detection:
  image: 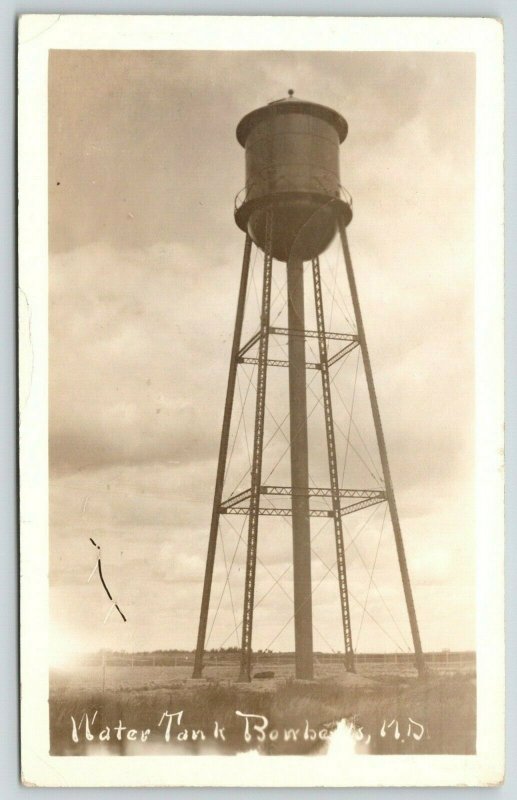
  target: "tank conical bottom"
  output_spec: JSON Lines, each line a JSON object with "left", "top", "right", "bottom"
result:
{"left": 235, "top": 194, "right": 352, "bottom": 262}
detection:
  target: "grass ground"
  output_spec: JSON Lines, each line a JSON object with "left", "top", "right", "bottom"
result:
{"left": 49, "top": 663, "right": 476, "bottom": 756}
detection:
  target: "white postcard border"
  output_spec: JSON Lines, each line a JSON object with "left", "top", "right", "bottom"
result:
{"left": 18, "top": 14, "right": 504, "bottom": 787}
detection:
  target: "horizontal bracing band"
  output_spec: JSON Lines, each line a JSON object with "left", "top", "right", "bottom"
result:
{"left": 270, "top": 327, "right": 357, "bottom": 343}
{"left": 222, "top": 487, "right": 253, "bottom": 508}
{"left": 238, "top": 356, "right": 321, "bottom": 369}
{"left": 237, "top": 330, "right": 261, "bottom": 359}
{"left": 220, "top": 486, "right": 385, "bottom": 509}
{"left": 237, "top": 341, "right": 359, "bottom": 370}
{"left": 237, "top": 328, "right": 359, "bottom": 361}
{"left": 219, "top": 496, "right": 386, "bottom": 518}
{"left": 261, "top": 485, "right": 386, "bottom": 500}
{"left": 327, "top": 340, "right": 360, "bottom": 366}
{"left": 221, "top": 506, "right": 333, "bottom": 518}
{"left": 339, "top": 496, "right": 387, "bottom": 515}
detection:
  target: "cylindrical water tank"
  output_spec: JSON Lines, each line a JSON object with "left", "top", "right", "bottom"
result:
{"left": 235, "top": 95, "right": 352, "bottom": 262}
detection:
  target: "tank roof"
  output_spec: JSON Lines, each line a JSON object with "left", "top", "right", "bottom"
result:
{"left": 236, "top": 95, "right": 348, "bottom": 146}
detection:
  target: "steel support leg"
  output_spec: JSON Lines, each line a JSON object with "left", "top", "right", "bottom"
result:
{"left": 287, "top": 256, "right": 314, "bottom": 680}
{"left": 238, "top": 209, "right": 274, "bottom": 682}
{"left": 192, "top": 234, "right": 253, "bottom": 678}
{"left": 312, "top": 256, "right": 355, "bottom": 672}
{"left": 337, "top": 213, "right": 426, "bottom": 678}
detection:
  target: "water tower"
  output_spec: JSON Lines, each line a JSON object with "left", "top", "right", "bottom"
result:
{"left": 192, "top": 92, "right": 425, "bottom": 681}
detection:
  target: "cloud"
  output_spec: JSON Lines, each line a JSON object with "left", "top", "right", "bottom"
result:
{"left": 49, "top": 240, "right": 239, "bottom": 473}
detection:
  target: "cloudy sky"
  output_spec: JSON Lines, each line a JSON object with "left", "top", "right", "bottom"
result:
{"left": 49, "top": 50, "right": 475, "bottom": 661}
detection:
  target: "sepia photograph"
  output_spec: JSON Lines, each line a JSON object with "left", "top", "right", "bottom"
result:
{"left": 18, "top": 15, "right": 504, "bottom": 787}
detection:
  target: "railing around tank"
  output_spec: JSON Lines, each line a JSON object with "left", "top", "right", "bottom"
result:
{"left": 234, "top": 180, "right": 353, "bottom": 214}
